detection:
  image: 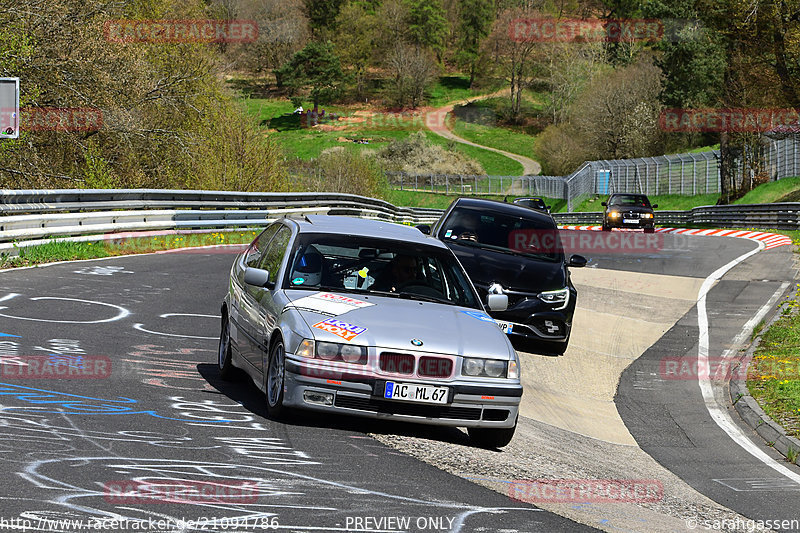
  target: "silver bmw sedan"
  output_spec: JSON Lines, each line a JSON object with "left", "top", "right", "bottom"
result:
{"left": 218, "top": 215, "right": 522, "bottom": 448}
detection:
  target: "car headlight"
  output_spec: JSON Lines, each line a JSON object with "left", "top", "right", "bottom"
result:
{"left": 314, "top": 341, "right": 367, "bottom": 364}
{"left": 641, "top": 213, "right": 653, "bottom": 219}
{"left": 538, "top": 287, "right": 569, "bottom": 310}
{"left": 462, "top": 357, "right": 508, "bottom": 378}
{"left": 507, "top": 357, "right": 520, "bottom": 380}
{"left": 608, "top": 211, "right": 621, "bottom": 218}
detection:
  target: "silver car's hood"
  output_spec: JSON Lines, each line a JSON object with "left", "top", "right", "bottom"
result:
{"left": 284, "top": 290, "right": 513, "bottom": 360}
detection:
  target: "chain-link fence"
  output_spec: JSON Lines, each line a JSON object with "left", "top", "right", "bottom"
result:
{"left": 388, "top": 135, "right": 800, "bottom": 211}
{"left": 385, "top": 172, "right": 567, "bottom": 198}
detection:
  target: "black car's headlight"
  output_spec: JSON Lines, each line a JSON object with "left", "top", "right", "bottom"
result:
{"left": 462, "top": 357, "right": 509, "bottom": 378}
{"left": 297, "top": 339, "right": 367, "bottom": 364}
{"left": 641, "top": 213, "right": 653, "bottom": 219}
{"left": 538, "top": 287, "right": 569, "bottom": 310}
{"left": 608, "top": 211, "right": 621, "bottom": 218}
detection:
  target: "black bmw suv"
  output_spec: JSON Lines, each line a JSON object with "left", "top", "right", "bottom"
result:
{"left": 601, "top": 193, "right": 657, "bottom": 233}
{"left": 420, "top": 198, "right": 586, "bottom": 356}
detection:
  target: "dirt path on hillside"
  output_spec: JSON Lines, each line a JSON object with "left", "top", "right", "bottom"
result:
{"left": 426, "top": 89, "right": 542, "bottom": 176}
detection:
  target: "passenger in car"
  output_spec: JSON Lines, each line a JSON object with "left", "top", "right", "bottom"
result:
{"left": 371, "top": 254, "right": 419, "bottom": 292}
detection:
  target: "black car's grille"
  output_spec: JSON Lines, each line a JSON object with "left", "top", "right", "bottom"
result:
{"left": 379, "top": 353, "right": 415, "bottom": 375}
{"left": 334, "top": 396, "right": 482, "bottom": 421}
{"left": 417, "top": 356, "right": 453, "bottom": 378}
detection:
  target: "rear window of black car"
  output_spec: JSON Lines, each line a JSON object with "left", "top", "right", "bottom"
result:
{"left": 439, "top": 206, "right": 563, "bottom": 262}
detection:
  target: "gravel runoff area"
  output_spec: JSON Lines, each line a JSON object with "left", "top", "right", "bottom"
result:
{"left": 371, "top": 418, "right": 772, "bottom": 532}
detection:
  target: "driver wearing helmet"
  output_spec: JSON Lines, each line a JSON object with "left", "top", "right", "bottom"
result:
{"left": 290, "top": 245, "right": 324, "bottom": 286}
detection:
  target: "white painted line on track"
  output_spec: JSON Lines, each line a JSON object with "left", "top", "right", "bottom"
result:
{"left": 696, "top": 240, "right": 800, "bottom": 485}
{"left": 133, "top": 323, "right": 218, "bottom": 340}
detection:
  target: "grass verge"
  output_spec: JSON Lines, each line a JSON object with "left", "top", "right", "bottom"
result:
{"left": 748, "top": 286, "right": 800, "bottom": 439}
{"left": 0, "top": 231, "right": 258, "bottom": 269}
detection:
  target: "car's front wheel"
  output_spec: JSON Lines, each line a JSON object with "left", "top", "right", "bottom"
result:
{"left": 265, "top": 338, "right": 287, "bottom": 419}
{"left": 218, "top": 313, "right": 235, "bottom": 380}
{"left": 601, "top": 221, "right": 611, "bottom": 232}
{"left": 644, "top": 227, "right": 655, "bottom": 234}
{"left": 468, "top": 418, "right": 517, "bottom": 449}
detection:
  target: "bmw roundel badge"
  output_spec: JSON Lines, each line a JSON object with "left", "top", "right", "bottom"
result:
{"left": 410, "top": 339, "right": 423, "bottom": 347}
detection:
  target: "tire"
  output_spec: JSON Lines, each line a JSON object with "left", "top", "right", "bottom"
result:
{"left": 218, "top": 314, "right": 235, "bottom": 380}
{"left": 264, "top": 338, "right": 287, "bottom": 419}
{"left": 644, "top": 227, "right": 655, "bottom": 234}
{"left": 468, "top": 418, "right": 518, "bottom": 449}
{"left": 601, "top": 221, "right": 611, "bottom": 232}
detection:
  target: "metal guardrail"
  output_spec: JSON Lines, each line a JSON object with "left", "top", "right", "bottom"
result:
{"left": 0, "top": 189, "right": 445, "bottom": 251}
{"left": 1, "top": 189, "right": 797, "bottom": 253}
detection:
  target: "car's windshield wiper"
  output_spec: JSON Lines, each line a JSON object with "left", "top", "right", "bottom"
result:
{"left": 364, "top": 289, "right": 400, "bottom": 298}
{"left": 398, "top": 292, "right": 453, "bottom": 305}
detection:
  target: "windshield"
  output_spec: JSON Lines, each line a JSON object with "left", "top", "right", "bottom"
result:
{"left": 609, "top": 195, "right": 652, "bottom": 207}
{"left": 439, "top": 206, "right": 564, "bottom": 262}
{"left": 283, "top": 233, "right": 481, "bottom": 309}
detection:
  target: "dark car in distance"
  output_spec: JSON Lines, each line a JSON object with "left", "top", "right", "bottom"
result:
{"left": 419, "top": 198, "right": 586, "bottom": 356}
{"left": 601, "top": 193, "right": 657, "bottom": 233}
{"left": 512, "top": 197, "right": 550, "bottom": 213}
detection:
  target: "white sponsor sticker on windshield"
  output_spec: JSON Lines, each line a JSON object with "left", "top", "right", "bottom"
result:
{"left": 288, "top": 292, "right": 375, "bottom": 316}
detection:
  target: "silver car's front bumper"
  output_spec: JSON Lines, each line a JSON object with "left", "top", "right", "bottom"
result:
{"left": 283, "top": 357, "right": 521, "bottom": 429}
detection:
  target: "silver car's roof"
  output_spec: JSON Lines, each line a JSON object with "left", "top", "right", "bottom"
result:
{"left": 286, "top": 215, "right": 447, "bottom": 248}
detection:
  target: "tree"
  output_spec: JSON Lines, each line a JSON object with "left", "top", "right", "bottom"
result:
{"left": 455, "top": 0, "right": 495, "bottom": 87}
{"left": 275, "top": 41, "right": 347, "bottom": 114}
{"left": 641, "top": 0, "right": 725, "bottom": 108}
{"left": 334, "top": 1, "right": 380, "bottom": 98}
{"left": 545, "top": 42, "right": 605, "bottom": 124}
{"left": 387, "top": 44, "right": 439, "bottom": 108}
{"left": 568, "top": 57, "right": 664, "bottom": 160}
{"left": 304, "top": 0, "right": 347, "bottom": 36}
{"left": 405, "top": 0, "right": 449, "bottom": 60}
{"left": 480, "top": 7, "right": 544, "bottom": 122}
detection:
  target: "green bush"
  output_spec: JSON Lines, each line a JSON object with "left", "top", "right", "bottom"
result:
{"left": 297, "top": 148, "right": 389, "bottom": 199}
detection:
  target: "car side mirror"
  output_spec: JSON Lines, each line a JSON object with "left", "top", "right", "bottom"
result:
{"left": 487, "top": 294, "right": 508, "bottom": 312}
{"left": 244, "top": 267, "right": 273, "bottom": 288}
{"left": 652, "top": 204, "right": 658, "bottom": 209}
{"left": 601, "top": 202, "right": 607, "bottom": 207}
{"left": 568, "top": 254, "right": 587, "bottom": 268}
{"left": 416, "top": 224, "right": 431, "bottom": 235}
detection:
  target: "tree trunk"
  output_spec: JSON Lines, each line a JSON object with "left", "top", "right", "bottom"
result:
{"left": 718, "top": 131, "right": 731, "bottom": 204}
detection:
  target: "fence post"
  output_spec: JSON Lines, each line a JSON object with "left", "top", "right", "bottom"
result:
{"left": 445, "top": 175, "right": 449, "bottom": 195}
{"left": 692, "top": 159, "right": 696, "bottom": 195}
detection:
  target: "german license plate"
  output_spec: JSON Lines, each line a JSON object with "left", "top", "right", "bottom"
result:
{"left": 384, "top": 382, "right": 448, "bottom": 404}
{"left": 496, "top": 321, "right": 513, "bottom": 334}
{"left": 622, "top": 218, "right": 638, "bottom": 224}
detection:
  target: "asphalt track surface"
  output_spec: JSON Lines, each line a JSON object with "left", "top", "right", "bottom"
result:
{"left": 0, "top": 232, "right": 798, "bottom": 532}
{"left": 0, "top": 251, "right": 593, "bottom": 533}
{"left": 616, "top": 235, "right": 800, "bottom": 530}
